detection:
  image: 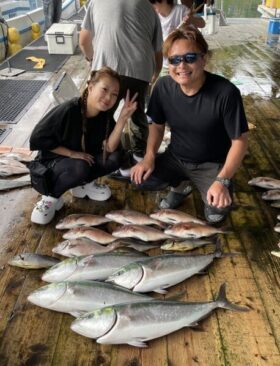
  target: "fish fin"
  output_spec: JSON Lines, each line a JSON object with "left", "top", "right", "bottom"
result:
{"left": 128, "top": 340, "right": 148, "bottom": 348}
{"left": 69, "top": 311, "right": 84, "bottom": 318}
{"left": 215, "top": 283, "right": 249, "bottom": 312}
{"left": 197, "top": 270, "right": 208, "bottom": 275}
{"left": 153, "top": 288, "right": 168, "bottom": 294}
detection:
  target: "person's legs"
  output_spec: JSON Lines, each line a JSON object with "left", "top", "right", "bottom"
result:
{"left": 53, "top": 0, "right": 62, "bottom": 23}
{"left": 43, "top": 0, "right": 52, "bottom": 31}
{"left": 184, "top": 161, "right": 233, "bottom": 223}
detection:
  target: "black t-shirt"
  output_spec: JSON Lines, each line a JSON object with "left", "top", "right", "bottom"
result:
{"left": 30, "top": 98, "right": 115, "bottom": 160}
{"left": 147, "top": 72, "right": 248, "bottom": 163}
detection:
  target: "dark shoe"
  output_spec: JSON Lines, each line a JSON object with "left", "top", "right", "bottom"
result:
{"left": 108, "top": 169, "right": 131, "bottom": 182}
{"left": 159, "top": 186, "right": 193, "bottom": 209}
{"left": 132, "top": 176, "right": 168, "bottom": 191}
{"left": 204, "top": 205, "right": 227, "bottom": 224}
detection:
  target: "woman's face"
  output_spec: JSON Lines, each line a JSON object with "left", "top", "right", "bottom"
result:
{"left": 87, "top": 76, "right": 119, "bottom": 116}
{"left": 167, "top": 38, "right": 206, "bottom": 94}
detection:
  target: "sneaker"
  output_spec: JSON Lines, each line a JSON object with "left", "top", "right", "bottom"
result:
{"left": 71, "top": 181, "right": 111, "bottom": 201}
{"left": 108, "top": 169, "right": 131, "bottom": 181}
{"left": 159, "top": 185, "right": 193, "bottom": 209}
{"left": 31, "top": 195, "right": 64, "bottom": 225}
{"left": 204, "top": 206, "right": 226, "bottom": 224}
{"left": 132, "top": 176, "right": 169, "bottom": 191}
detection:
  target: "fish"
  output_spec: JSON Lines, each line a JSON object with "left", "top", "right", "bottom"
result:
{"left": 8, "top": 253, "right": 60, "bottom": 269}
{"left": 161, "top": 238, "right": 214, "bottom": 252}
{"left": 56, "top": 214, "right": 110, "bottom": 230}
{"left": 42, "top": 252, "right": 147, "bottom": 283}
{"left": 0, "top": 158, "right": 28, "bottom": 168}
{"left": 105, "top": 209, "right": 163, "bottom": 226}
{"left": 52, "top": 238, "right": 158, "bottom": 257}
{"left": 0, "top": 152, "right": 33, "bottom": 163}
{"left": 63, "top": 227, "right": 116, "bottom": 244}
{"left": 28, "top": 280, "right": 152, "bottom": 317}
{"left": 0, "top": 164, "right": 29, "bottom": 177}
{"left": 0, "top": 176, "right": 31, "bottom": 191}
{"left": 112, "top": 224, "right": 171, "bottom": 242}
{"left": 106, "top": 245, "right": 225, "bottom": 294}
{"left": 71, "top": 283, "right": 249, "bottom": 347}
{"left": 262, "top": 190, "right": 280, "bottom": 201}
{"left": 150, "top": 209, "right": 206, "bottom": 225}
{"left": 248, "top": 177, "right": 280, "bottom": 190}
{"left": 271, "top": 251, "right": 280, "bottom": 258}
{"left": 271, "top": 201, "right": 280, "bottom": 208}
{"left": 274, "top": 223, "right": 280, "bottom": 233}
{"left": 164, "top": 222, "right": 227, "bottom": 239}
{"left": 277, "top": 215, "right": 280, "bottom": 221}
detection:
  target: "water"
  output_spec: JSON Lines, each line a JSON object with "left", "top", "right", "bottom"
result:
{"left": 215, "top": 0, "right": 261, "bottom": 18}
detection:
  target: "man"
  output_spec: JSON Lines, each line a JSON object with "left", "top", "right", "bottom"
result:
{"left": 43, "top": 0, "right": 62, "bottom": 31}
{"left": 79, "top": 0, "right": 163, "bottom": 174}
{"left": 131, "top": 26, "right": 248, "bottom": 223}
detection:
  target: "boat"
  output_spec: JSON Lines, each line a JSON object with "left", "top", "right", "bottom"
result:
{"left": 0, "top": 3, "right": 279, "bottom": 365}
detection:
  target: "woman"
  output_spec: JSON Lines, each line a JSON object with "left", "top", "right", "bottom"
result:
{"left": 29, "top": 66, "right": 137, "bottom": 225}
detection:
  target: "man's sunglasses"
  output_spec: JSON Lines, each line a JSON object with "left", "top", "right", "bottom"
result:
{"left": 168, "top": 52, "right": 204, "bottom": 66}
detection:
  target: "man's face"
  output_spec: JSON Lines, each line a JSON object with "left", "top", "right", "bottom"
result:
{"left": 167, "top": 39, "right": 206, "bottom": 94}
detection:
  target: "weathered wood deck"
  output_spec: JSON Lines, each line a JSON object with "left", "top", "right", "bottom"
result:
{"left": 0, "top": 19, "right": 279, "bottom": 366}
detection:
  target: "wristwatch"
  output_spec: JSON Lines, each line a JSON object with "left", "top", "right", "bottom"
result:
{"left": 215, "top": 177, "right": 231, "bottom": 188}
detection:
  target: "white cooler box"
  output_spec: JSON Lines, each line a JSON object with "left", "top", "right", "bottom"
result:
{"left": 46, "top": 23, "right": 78, "bottom": 55}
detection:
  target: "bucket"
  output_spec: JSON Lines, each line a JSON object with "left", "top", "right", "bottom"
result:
{"left": 267, "top": 18, "right": 280, "bottom": 47}
{"left": 204, "top": 6, "right": 217, "bottom": 35}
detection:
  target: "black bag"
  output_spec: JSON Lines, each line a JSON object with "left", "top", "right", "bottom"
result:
{"left": 28, "top": 160, "right": 52, "bottom": 195}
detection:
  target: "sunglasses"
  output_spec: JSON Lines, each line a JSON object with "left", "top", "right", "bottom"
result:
{"left": 168, "top": 52, "right": 204, "bottom": 66}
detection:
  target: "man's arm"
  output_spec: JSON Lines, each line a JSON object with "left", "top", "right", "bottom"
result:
{"left": 151, "top": 51, "right": 163, "bottom": 85}
{"left": 131, "top": 123, "right": 165, "bottom": 184}
{"left": 79, "top": 29, "right": 94, "bottom": 62}
{"left": 207, "top": 132, "right": 248, "bottom": 208}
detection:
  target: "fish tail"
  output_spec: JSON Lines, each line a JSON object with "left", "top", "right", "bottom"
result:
{"left": 215, "top": 283, "right": 249, "bottom": 312}
{"left": 214, "top": 239, "right": 241, "bottom": 259}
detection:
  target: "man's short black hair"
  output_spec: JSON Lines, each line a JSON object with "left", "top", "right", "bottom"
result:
{"left": 149, "top": 0, "right": 174, "bottom": 5}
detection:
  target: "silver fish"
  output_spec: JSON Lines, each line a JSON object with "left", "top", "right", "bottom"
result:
{"left": 105, "top": 209, "right": 162, "bottom": 226}
{"left": 271, "top": 201, "right": 280, "bottom": 208}
{"left": 42, "top": 252, "right": 147, "bottom": 283}
{"left": 112, "top": 224, "right": 171, "bottom": 242}
{"left": 161, "top": 238, "right": 214, "bottom": 251}
{"left": 274, "top": 223, "right": 280, "bottom": 233}
{"left": 262, "top": 190, "right": 280, "bottom": 201}
{"left": 28, "top": 280, "right": 152, "bottom": 317}
{"left": 277, "top": 215, "right": 280, "bottom": 221}
{"left": 0, "top": 176, "right": 31, "bottom": 191}
{"left": 71, "top": 283, "right": 248, "bottom": 347}
{"left": 248, "top": 177, "right": 280, "bottom": 190}
{"left": 63, "top": 227, "right": 116, "bottom": 244}
{"left": 106, "top": 247, "right": 223, "bottom": 294}
{"left": 56, "top": 214, "right": 110, "bottom": 230}
{"left": 8, "top": 253, "right": 59, "bottom": 269}
{"left": 164, "top": 222, "right": 226, "bottom": 239}
{"left": 150, "top": 209, "right": 205, "bottom": 225}
{"left": 271, "top": 251, "right": 280, "bottom": 258}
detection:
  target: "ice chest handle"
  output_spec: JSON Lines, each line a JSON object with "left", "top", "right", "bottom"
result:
{"left": 55, "top": 32, "right": 65, "bottom": 44}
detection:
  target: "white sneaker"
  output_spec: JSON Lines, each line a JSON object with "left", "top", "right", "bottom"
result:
{"left": 71, "top": 181, "right": 111, "bottom": 201}
{"left": 31, "top": 195, "right": 64, "bottom": 225}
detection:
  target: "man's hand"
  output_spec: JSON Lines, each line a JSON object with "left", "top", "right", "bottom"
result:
{"left": 130, "top": 158, "right": 155, "bottom": 185}
{"left": 206, "top": 181, "right": 232, "bottom": 208}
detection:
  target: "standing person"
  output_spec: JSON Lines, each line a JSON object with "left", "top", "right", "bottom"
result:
{"left": 149, "top": 0, "right": 205, "bottom": 75}
{"left": 131, "top": 27, "right": 248, "bottom": 224}
{"left": 43, "top": 0, "right": 62, "bottom": 31}
{"left": 79, "top": 0, "right": 163, "bottom": 178}
{"left": 29, "top": 67, "right": 137, "bottom": 225}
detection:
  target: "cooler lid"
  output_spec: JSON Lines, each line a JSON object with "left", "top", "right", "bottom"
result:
{"left": 46, "top": 23, "right": 77, "bottom": 36}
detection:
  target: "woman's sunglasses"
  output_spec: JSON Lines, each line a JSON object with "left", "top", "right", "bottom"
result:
{"left": 168, "top": 52, "right": 204, "bottom": 66}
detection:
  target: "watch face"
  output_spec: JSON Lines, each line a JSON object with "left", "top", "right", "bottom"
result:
{"left": 216, "top": 177, "right": 231, "bottom": 187}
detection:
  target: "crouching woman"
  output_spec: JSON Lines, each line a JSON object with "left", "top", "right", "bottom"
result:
{"left": 29, "top": 66, "right": 137, "bottom": 225}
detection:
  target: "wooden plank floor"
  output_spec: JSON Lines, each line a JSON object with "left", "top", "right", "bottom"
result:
{"left": 0, "top": 19, "right": 279, "bottom": 366}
